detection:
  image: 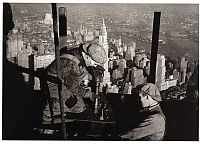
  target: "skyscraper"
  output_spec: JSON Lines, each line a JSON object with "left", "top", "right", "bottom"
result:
{"left": 116, "top": 36, "right": 122, "bottom": 48}
{"left": 44, "top": 13, "right": 53, "bottom": 25}
{"left": 17, "top": 46, "right": 31, "bottom": 82}
{"left": 84, "top": 31, "right": 94, "bottom": 41}
{"left": 155, "top": 54, "right": 167, "bottom": 91}
{"left": 99, "top": 19, "right": 110, "bottom": 86}
{"left": 38, "top": 44, "right": 45, "bottom": 55}
{"left": 178, "top": 57, "right": 188, "bottom": 84}
{"left": 34, "top": 53, "right": 55, "bottom": 90}
{"left": 7, "top": 30, "right": 23, "bottom": 62}
{"left": 125, "top": 42, "right": 136, "bottom": 61}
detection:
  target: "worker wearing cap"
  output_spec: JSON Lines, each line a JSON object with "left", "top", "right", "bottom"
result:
{"left": 43, "top": 42, "right": 106, "bottom": 136}
{"left": 43, "top": 42, "right": 106, "bottom": 118}
{"left": 119, "top": 83, "right": 166, "bottom": 140}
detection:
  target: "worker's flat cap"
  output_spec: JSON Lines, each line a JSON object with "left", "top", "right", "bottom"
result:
{"left": 140, "top": 83, "right": 162, "bottom": 102}
{"left": 83, "top": 43, "right": 107, "bottom": 64}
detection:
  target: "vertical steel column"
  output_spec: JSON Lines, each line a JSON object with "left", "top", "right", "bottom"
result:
{"left": 59, "top": 7, "right": 67, "bottom": 36}
{"left": 59, "top": 7, "right": 67, "bottom": 50}
{"left": 28, "top": 54, "right": 34, "bottom": 90}
{"left": 58, "top": 7, "right": 68, "bottom": 138}
{"left": 149, "top": 12, "right": 161, "bottom": 84}
{"left": 51, "top": 3, "right": 67, "bottom": 140}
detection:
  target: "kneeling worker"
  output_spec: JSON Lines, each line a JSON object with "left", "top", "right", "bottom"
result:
{"left": 120, "top": 83, "right": 166, "bottom": 141}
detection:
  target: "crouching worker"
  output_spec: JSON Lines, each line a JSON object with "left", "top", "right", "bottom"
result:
{"left": 43, "top": 42, "right": 106, "bottom": 137}
{"left": 119, "top": 83, "right": 166, "bottom": 141}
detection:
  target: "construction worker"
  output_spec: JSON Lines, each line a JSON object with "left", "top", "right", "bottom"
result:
{"left": 43, "top": 42, "right": 106, "bottom": 137}
{"left": 119, "top": 83, "right": 166, "bottom": 140}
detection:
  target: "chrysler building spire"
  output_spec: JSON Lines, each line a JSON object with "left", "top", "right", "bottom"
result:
{"left": 103, "top": 19, "right": 105, "bottom": 27}
{"left": 98, "top": 19, "right": 110, "bottom": 86}
{"left": 100, "top": 19, "right": 107, "bottom": 45}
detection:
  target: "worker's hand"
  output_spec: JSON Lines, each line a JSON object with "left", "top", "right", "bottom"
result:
{"left": 84, "top": 88, "right": 95, "bottom": 101}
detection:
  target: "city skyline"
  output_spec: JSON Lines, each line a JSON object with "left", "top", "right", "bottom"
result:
{"left": 5, "top": 7, "right": 196, "bottom": 96}
{"left": 10, "top": 3, "right": 199, "bottom": 62}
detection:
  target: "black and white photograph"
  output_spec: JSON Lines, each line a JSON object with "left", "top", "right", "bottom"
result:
{"left": 2, "top": 1, "right": 199, "bottom": 141}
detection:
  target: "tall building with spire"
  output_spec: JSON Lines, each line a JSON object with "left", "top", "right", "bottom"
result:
{"left": 100, "top": 19, "right": 108, "bottom": 45}
{"left": 99, "top": 19, "right": 110, "bottom": 86}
